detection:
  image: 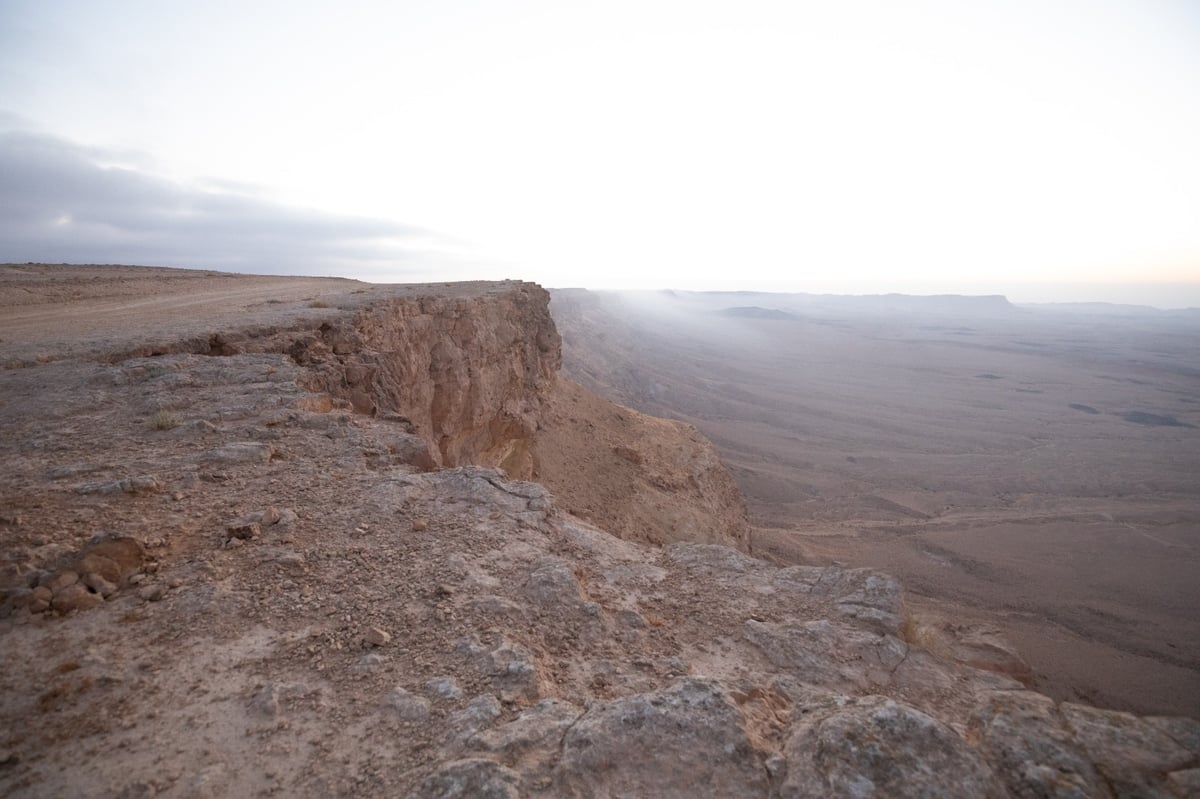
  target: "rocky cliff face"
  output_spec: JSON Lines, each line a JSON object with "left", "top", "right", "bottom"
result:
{"left": 0, "top": 266, "right": 1196, "bottom": 798}
{"left": 286, "top": 283, "right": 562, "bottom": 475}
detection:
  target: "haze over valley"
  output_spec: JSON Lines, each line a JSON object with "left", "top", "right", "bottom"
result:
{"left": 551, "top": 288, "right": 1200, "bottom": 717}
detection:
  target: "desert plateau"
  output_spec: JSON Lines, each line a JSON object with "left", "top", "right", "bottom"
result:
{"left": 0, "top": 264, "right": 1198, "bottom": 798}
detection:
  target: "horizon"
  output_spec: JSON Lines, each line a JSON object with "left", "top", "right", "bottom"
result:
{"left": 8, "top": 261, "right": 1199, "bottom": 311}
{"left": 2, "top": 1, "right": 1198, "bottom": 307}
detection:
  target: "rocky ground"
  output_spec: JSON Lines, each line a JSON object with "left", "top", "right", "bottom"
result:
{"left": 1, "top": 265, "right": 1198, "bottom": 797}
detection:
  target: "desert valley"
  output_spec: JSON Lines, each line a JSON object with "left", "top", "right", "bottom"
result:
{"left": 551, "top": 288, "right": 1200, "bottom": 719}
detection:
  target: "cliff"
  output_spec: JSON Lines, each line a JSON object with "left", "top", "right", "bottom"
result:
{"left": 284, "top": 284, "right": 562, "bottom": 474}
{"left": 0, "top": 265, "right": 1195, "bottom": 798}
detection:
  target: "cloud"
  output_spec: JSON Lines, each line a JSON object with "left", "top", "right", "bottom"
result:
{"left": 0, "top": 126, "right": 454, "bottom": 278}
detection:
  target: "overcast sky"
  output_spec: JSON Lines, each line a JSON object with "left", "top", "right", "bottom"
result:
{"left": 2, "top": 0, "right": 1198, "bottom": 305}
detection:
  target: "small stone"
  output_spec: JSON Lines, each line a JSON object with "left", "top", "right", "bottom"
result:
{"left": 450, "top": 695, "right": 502, "bottom": 733}
{"left": 226, "top": 521, "right": 260, "bottom": 540}
{"left": 353, "top": 653, "right": 387, "bottom": 673}
{"left": 260, "top": 506, "right": 282, "bottom": 526}
{"left": 383, "top": 687, "right": 430, "bottom": 721}
{"left": 425, "top": 676, "right": 463, "bottom": 700}
{"left": 74, "top": 476, "right": 162, "bottom": 495}
{"left": 194, "top": 442, "right": 273, "bottom": 465}
{"left": 31, "top": 585, "right": 52, "bottom": 603}
{"left": 270, "top": 550, "right": 305, "bottom": 568}
{"left": 28, "top": 598, "right": 50, "bottom": 614}
{"left": 83, "top": 572, "right": 119, "bottom": 598}
{"left": 52, "top": 583, "right": 104, "bottom": 613}
{"left": 411, "top": 518, "right": 429, "bottom": 532}
{"left": 365, "top": 627, "right": 392, "bottom": 647}
{"left": 46, "top": 570, "right": 79, "bottom": 593}
{"left": 138, "top": 584, "right": 167, "bottom": 602}
{"left": 224, "top": 537, "right": 244, "bottom": 549}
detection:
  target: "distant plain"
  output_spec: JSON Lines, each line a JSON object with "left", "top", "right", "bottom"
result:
{"left": 551, "top": 289, "right": 1200, "bottom": 717}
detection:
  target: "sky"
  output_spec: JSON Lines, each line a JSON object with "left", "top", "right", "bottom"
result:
{"left": 2, "top": 0, "right": 1199, "bottom": 306}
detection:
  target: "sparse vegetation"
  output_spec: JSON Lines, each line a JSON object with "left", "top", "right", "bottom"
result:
{"left": 150, "top": 409, "right": 180, "bottom": 430}
{"left": 308, "top": 300, "right": 331, "bottom": 309}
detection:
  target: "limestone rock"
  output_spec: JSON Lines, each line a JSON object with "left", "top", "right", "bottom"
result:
{"left": 384, "top": 688, "right": 431, "bottom": 722}
{"left": 449, "top": 695, "right": 503, "bottom": 737}
{"left": 780, "top": 696, "right": 1006, "bottom": 798}
{"left": 426, "top": 677, "right": 463, "bottom": 701}
{"left": 470, "top": 698, "right": 580, "bottom": 758}
{"left": 1061, "top": 703, "right": 1194, "bottom": 796}
{"left": 743, "top": 618, "right": 908, "bottom": 691}
{"left": 969, "top": 691, "right": 1109, "bottom": 798}
{"left": 457, "top": 636, "right": 542, "bottom": 703}
{"left": 1146, "top": 716, "right": 1200, "bottom": 758}
{"left": 555, "top": 678, "right": 769, "bottom": 797}
{"left": 523, "top": 558, "right": 583, "bottom": 606}
{"left": 406, "top": 758, "right": 520, "bottom": 799}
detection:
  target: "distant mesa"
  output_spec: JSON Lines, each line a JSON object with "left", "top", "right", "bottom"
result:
{"left": 1069, "top": 404, "right": 1100, "bottom": 414}
{"left": 717, "top": 306, "right": 798, "bottom": 320}
{"left": 1118, "top": 411, "right": 1195, "bottom": 428}
{"left": 975, "top": 373, "right": 1003, "bottom": 380}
